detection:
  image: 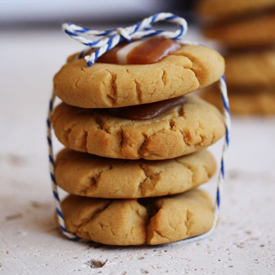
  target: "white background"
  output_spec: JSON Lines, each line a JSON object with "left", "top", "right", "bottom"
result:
{"left": 0, "top": 0, "right": 165, "bottom": 23}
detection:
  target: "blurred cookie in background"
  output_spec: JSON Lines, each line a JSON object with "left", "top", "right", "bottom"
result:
{"left": 201, "top": 84, "right": 275, "bottom": 115}
{"left": 197, "top": 0, "right": 275, "bottom": 115}
{"left": 225, "top": 50, "right": 275, "bottom": 88}
{"left": 203, "top": 11, "right": 275, "bottom": 49}
{"left": 197, "top": 0, "right": 275, "bottom": 21}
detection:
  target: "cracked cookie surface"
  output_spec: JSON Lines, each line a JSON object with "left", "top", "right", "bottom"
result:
{"left": 60, "top": 189, "right": 214, "bottom": 245}
{"left": 51, "top": 95, "right": 225, "bottom": 160}
{"left": 53, "top": 44, "right": 224, "bottom": 108}
{"left": 55, "top": 149, "right": 216, "bottom": 198}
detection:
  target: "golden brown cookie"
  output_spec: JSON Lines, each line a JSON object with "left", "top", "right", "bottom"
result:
{"left": 225, "top": 50, "right": 275, "bottom": 87}
{"left": 197, "top": 0, "right": 275, "bottom": 20}
{"left": 204, "top": 12, "right": 275, "bottom": 48}
{"left": 59, "top": 189, "right": 214, "bottom": 245}
{"left": 55, "top": 149, "right": 216, "bottom": 198}
{"left": 51, "top": 95, "right": 225, "bottom": 160}
{"left": 54, "top": 44, "right": 225, "bottom": 108}
{"left": 201, "top": 85, "right": 275, "bottom": 115}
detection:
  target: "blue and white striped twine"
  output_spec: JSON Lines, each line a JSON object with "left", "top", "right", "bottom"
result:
{"left": 47, "top": 12, "right": 231, "bottom": 243}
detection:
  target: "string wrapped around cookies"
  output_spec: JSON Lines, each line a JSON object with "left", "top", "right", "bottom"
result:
{"left": 47, "top": 13, "right": 231, "bottom": 244}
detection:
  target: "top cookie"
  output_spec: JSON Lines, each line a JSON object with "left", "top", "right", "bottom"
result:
{"left": 54, "top": 44, "right": 224, "bottom": 108}
{"left": 197, "top": 0, "right": 275, "bottom": 20}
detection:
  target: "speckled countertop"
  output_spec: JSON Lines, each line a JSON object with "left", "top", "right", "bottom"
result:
{"left": 0, "top": 28, "right": 275, "bottom": 275}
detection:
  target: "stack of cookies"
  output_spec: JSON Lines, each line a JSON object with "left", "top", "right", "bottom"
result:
{"left": 198, "top": 0, "right": 275, "bottom": 115}
{"left": 51, "top": 37, "right": 225, "bottom": 245}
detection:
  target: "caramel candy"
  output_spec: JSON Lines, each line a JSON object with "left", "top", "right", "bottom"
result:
{"left": 127, "top": 38, "right": 181, "bottom": 64}
{"left": 84, "top": 38, "right": 181, "bottom": 64}
{"left": 106, "top": 96, "right": 186, "bottom": 120}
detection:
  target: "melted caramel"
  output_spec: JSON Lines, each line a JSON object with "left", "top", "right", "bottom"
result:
{"left": 83, "top": 38, "right": 181, "bottom": 64}
{"left": 127, "top": 38, "right": 181, "bottom": 64}
{"left": 106, "top": 96, "right": 186, "bottom": 120}
{"left": 96, "top": 42, "right": 127, "bottom": 64}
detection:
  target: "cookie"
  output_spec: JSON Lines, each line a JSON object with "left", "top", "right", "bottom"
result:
{"left": 225, "top": 50, "right": 275, "bottom": 87}
{"left": 204, "top": 12, "right": 275, "bottom": 48}
{"left": 54, "top": 44, "right": 225, "bottom": 108}
{"left": 59, "top": 189, "right": 214, "bottom": 245}
{"left": 197, "top": 0, "right": 275, "bottom": 20}
{"left": 55, "top": 149, "right": 216, "bottom": 198}
{"left": 51, "top": 95, "right": 225, "bottom": 160}
{"left": 201, "top": 85, "right": 275, "bottom": 115}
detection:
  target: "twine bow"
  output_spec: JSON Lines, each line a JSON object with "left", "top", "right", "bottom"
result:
{"left": 62, "top": 12, "right": 188, "bottom": 66}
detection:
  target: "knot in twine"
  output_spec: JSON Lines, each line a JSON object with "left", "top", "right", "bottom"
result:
{"left": 62, "top": 12, "right": 188, "bottom": 66}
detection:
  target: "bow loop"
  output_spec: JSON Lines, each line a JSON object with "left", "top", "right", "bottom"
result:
{"left": 62, "top": 12, "right": 188, "bottom": 67}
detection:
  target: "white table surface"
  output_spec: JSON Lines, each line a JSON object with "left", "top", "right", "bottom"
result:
{"left": 1, "top": 27, "right": 275, "bottom": 275}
